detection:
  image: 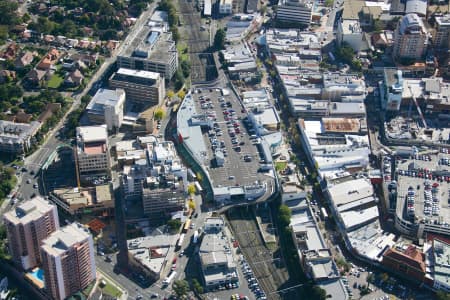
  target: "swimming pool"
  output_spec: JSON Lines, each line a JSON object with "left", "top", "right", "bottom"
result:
{"left": 30, "top": 269, "right": 44, "bottom": 282}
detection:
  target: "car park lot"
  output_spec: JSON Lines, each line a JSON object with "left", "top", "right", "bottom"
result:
{"left": 192, "top": 88, "right": 271, "bottom": 190}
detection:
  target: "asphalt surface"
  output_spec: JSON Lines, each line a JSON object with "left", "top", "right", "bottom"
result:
{"left": 227, "top": 207, "right": 294, "bottom": 300}
{"left": 192, "top": 88, "right": 267, "bottom": 188}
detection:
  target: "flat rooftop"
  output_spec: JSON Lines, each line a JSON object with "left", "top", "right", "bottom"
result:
{"left": 177, "top": 89, "right": 275, "bottom": 196}
{"left": 118, "top": 18, "right": 175, "bottom": 64}
{"left": 328, "top": 178, "right": 374, "bottom": 207}
{"left": 434, "top": 238, "right": 450, "bottom": 286}
{"left": 116, "top": 68, "right": 160, "bottom": 80}
{"left": 87, "top": 88, "right": 125, "bottom": 113}
{"left": 77, "top": 125, "right": 107, "bottom": 143}
{"left": 41, "top": 223, "right": 91, "bottom": 256}
{"left": 4, "top": 197, "right": 55, "bottom": 225}
{"left": 395, "top": 153, "right": 450, "bottom": 224}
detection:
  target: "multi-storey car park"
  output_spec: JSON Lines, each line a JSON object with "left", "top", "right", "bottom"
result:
{"left": 177, "top": 88, "right": 276, "bottom": 205}
{"left": 389, "top": 150, "right": 450, "bottom": 238}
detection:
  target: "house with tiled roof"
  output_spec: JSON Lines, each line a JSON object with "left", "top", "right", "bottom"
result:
{"left": 64, "top": 69, "right": 84, "bottom": 86}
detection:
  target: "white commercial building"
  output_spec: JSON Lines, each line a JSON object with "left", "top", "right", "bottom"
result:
{"left": 0, "top": 120, "right": 40, "bottom": 154}
{"left": 337, "top": 20, "right": 365, "bottom": 52}
{"left": 86, "top": 88, "right": 125, "bottom": 131}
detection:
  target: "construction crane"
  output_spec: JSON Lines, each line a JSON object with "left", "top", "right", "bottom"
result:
{"left": 408, "top": 85, "right": 427, "bottom": 128}
{"left": 73, "top": 146, "right": 81, "bottom": 189}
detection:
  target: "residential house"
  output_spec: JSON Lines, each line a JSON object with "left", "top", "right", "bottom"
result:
{"left": 14, "top": 51, "right": 34, "bottom": 69}
{"left": 43, "top": 35, "right": 55, "bottom": 44}
{"left": 26, "top": 69, "right": 48, "bottom": 86}
{"left": 64, "top": 69, "right": 84, "bottom": 86}
{"left": 1, "top": 43, "right": 19, "bottom": 60}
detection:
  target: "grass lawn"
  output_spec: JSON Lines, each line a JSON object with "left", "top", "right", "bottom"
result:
{"left": 177, "top": 42, "right": 189, "bottom": 61}
{"left": 275, "top": 161, "right": 288, "bottom": 172}
{"left": 101, "top": 281, "right": 122, "bottom": 297}
{"left": 47, "top": 74, "right": 64, "bottom": 89}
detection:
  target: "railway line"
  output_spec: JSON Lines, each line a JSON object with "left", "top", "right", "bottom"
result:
{"left": 177, "top": 0, "right": 216, "bottom": 83}
{"left": 227, "top": 207, "right": 291, "bottom": 300}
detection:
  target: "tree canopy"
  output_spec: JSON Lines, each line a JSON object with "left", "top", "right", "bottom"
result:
{"left": 172, "top": 279, "right": 189, "bottom": 299}
{"left": 154, "top": 107, "right": 165, "bottom": 121}
{"left": 278, "top": 204, "right": 292, "bottom": 227}
{"left": 214, "top": 28, "right": 226, "bottom": 50}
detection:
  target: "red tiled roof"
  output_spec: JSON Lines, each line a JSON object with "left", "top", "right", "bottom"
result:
{"left": 383, "top": 245, "right": 426, "bottom": 272}
{"left": 87, "top": 219, "right": 106, "bottom": 234}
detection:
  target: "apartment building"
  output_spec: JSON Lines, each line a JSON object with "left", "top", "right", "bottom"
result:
{"left": 393, "top": 14, "right": 428, "bottom": 60}
{"left": 4, "top": 197, "right": 59, "bottom": 270}
{"left": 117, "top": 12, "right": 178, "bottom": 80}
{"left": 86, "top": 88, "right": 125, "bottom": 131}
{"left": 0, "top": 120, "right": 41, "bottom": 154}
{"left": 434, "top": 14, "right": 450, "bottom": 51}
{"left": 109, "top": 68, "right": 165, "bottom": 106}
{"left": 276, "top": 0, "right": 312, "bottom": 26}
{"left": 75, "top": 125, "right": 109, "bottom": 178}
{"left": 40, "top": 223, "right": 96, "bottom": 300}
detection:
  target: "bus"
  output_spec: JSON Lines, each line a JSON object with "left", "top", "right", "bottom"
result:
{"left": 194, "top": 181, "right": 203, "bottom": 194}
{"left": 176, "top": 234, "right": 185, "bottom": 250}
{"left": 321, "top": 207, "right": 328, "bottom": 219}
{"left": 162, "top": 271, "right": 177, "bottom": 287}
{"left": 183, "top": 220, "right": 191, "bottom": 233}
{"left": 193, "top": 230, "right": 199, "bottom": 244}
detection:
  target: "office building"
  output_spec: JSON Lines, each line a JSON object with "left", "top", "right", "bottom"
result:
{"left": 117, "top": 13, "right": 178, "bottom": 80}
{"left": 0, "top": 120, "right": 41, "bottom": 154}
{"left": 434, "top": 14, "right": 450, "bottom": 50}
{"left": 75, "top": 125, "right": 109, "bottom": 178}
{"left": 337, "top": 20, "right": 364, "bottom": 52}
{"left": 276, "top": 0, "right": 312, "bottom": 26}
{"left": 40, "top": 223, "right": 96, "bottom": 300}
{"left": 381, "top": 69, "right": 403, "bottom": 111}
{"left": 48, "top": 185, "right": 114, "bottom": 217}
{"left": 109, "top": 68, "right": 165, "bottom": 106}
{"left": 86, "top": 88, "right": 125, "bottom": 131}
{"left": 219, "top": 0, "right": 233, "bottom": 14}
{"left": 393, "top": 14, "right": 427, "bottom": 60}
{"left": 4, "top": 197, "right": 59, "bottom": 270}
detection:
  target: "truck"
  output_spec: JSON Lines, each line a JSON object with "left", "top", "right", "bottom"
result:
{"left": 162, "top": 271, "right": 177, "bottom": 287}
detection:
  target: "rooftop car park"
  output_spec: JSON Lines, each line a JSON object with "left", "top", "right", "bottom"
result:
{"left": 177, "top": 88, "right": 276, "bottom": 204}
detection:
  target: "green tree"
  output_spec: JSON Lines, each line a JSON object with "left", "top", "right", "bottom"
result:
{"left": 177, "top": 90, "right": 186, "bottom": 100}
{"left": 214, "top": 28, "right": 226, "bottom": 50}
{"left": 174, "top": 69, "right": 184, "bottom": 90}
{"left": 187, "top": 184, "right": 196, "bottom": 195}
{"left": 381, "top": 273, "right": 389, "bottom": 282}
{"left": 172, "top": 279, "right": 189, "bottom": 299}
{"left": 311, "top": 285, "right": 327, "bottom": 300}
{"left": 325, "top": 0, "right": 333, "bottom": 7}
{"left": 167, "top": 219, "right": 182, "bottom": 231}
{"left": 191, "top": 278, "right": 203, "bottom": 294}
{"left": 154, "top": 107, "right": 165, "bottom": 121}
{"left": 167, "top": 90, "right": 175, "bottom": 99}
{"left": 278, "top": 204, "right": 291, "bottom": 227}
{"left": 181, "top": 60, "right": 191, "bottom": 78}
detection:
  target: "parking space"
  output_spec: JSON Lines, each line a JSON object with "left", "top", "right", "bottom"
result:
{"left": 192, "top": 88, "right": 266, "bottom": 189}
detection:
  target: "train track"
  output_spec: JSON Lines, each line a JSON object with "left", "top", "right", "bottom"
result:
{"left": 227, "top": 207, "right": 290, "bottom": 300}
{"left": 177, "top": 0, "right": 216, "bottom": 83}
